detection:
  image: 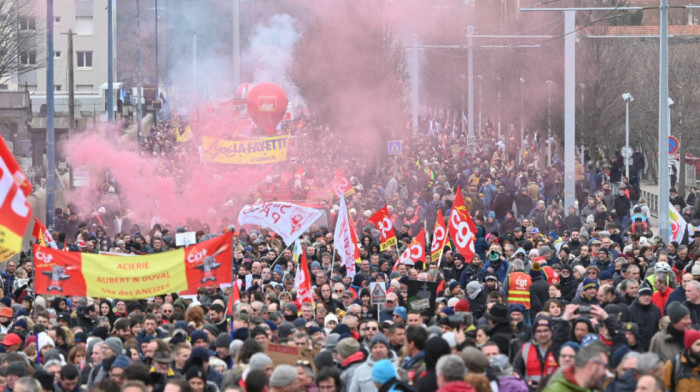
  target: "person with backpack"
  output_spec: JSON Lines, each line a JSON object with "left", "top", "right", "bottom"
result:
{"left": 663, "top": 329, "right": 700, "bottom": 390}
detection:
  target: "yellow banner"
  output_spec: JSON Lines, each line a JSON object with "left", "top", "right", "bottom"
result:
{"left": 0, "top": 246, "right": 17, "bottom": 262}
{"left": 81, "top": 249, "right": 188, "bottom": 298}
{"left": 202, "top": 135, "right": 290, "bottom": 165}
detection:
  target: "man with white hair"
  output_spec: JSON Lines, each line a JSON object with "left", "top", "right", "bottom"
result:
{"left": 436, "top": 355, "right": 474, "bottom": 392}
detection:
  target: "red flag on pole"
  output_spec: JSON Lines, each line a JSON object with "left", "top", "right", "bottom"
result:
{"left": 32, "top": 217, "right": 58, "bottom": 249}
{"left": 393, "top": 228, "right": 426, "bottom": 271}
{"left": 448, "top": 186, "right": 477, "bottom": 263}
{"left": 368, "top": 204, "right": 397, "bottom": 251}
{"left": 295, "top": 251, "right": 315, "bottom": 308}
{"left": 226, "top": 280, "right": 241, "bottom": 315}
{"left": 431, "top": 210, "right": 449, "bottom": 263}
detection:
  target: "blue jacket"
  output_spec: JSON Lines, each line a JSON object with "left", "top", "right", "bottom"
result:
{"left": 482, "top": 260, "right": 510, "bottom": 283}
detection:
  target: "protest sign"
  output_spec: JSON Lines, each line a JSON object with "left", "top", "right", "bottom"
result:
{"left": 406, "top": 280, "right": 438, "bottom": 318}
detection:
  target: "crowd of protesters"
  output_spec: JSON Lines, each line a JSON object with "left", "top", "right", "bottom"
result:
{"left": 4, "top": 115, "right": 700, "bottom": 392}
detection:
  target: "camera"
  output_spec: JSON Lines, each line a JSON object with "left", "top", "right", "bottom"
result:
{"left": 448, "top": 314, "right": 467, "bottom": 326}
{"left": 576, "top": 306, "right": 592, "bottom": 317}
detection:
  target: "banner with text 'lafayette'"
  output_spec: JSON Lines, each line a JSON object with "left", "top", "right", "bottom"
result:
{"left": 202, "top": 135, "right": 290, "bottom": 164}
{"left": 34, "top": 232, "right": 232, "bottom": 299}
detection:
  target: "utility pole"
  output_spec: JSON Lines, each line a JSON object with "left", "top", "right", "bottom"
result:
{"left": 658, "top": 0, "right": 670, "bottom": 243}
{"left": 467, "top": 25, "right": 475, "bottom": 149}
{"left": 62, "top": 30, "right": 77, "bottom": 131}
{"left": 46, "top": 0, "right": 55, "bottom": 226}
{"left": 137, "top": 0, "right": 143, "bottom": 144}
{"left": 107, "top": 0, "right": 114, "bottom": 122}
{"left": 411, "top": 34, "right": 419, "bottom": 134}
{"left": 496, "top": 76, "right": 502, "bottom": 140}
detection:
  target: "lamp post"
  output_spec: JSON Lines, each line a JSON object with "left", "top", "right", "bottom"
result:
{"left": 621, "top": 93, "right": 634, "bottom": 180}
{"left": 546, "top": 80, "right": 553, "bottom": 166}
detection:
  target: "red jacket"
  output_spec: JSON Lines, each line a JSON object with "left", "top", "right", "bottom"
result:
{"left": 652, "top": 288, "right": 674, "bottom": 316}
{"left": 436, "top": 381, "right": 476, "bottom": 392}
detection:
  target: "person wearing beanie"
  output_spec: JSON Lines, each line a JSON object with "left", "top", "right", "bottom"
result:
{"left": 109, "top": 354, "right": 131, "bottom": 387}
{"left": 371, "top": 359, "right": 412, "bottom": 392}
{"left": 573, "top": 277, "right": 600, "bottom": 306}
{"left": 513, "top": 315, "right": 559, "bottom": 387}
{"left": 248, "top": 352, "right": 274, "bottom": 375}
{"left": 663, "top": 329, "right": 700, "bottom": 390}
{"left": 336, "top": 338, "right": 365, "bottom": 390}
{"left": 87, "top": 337, "right": 121, "bottom": 386}
{"left": 622, "top": 322, "right": 644, "bottom": 352}
{"left": 269, "top": 364, "right": 298, "bottom": 391}
{"left": 348, "top": 332, "right": 394, "bottom": 392}
{"left": 465, "top": 281, "right": 487, "bottom": 320}
{"left": 490, "top": 354, "right": 528, "bottom": 392}
{"left": 392, "top": 307, "right": 407, "bottom": 324}
{"left": 626, "top": 281, "right": 662, "bottom": 352}
{"left": 213, "top": 333, "right": 230, "bottom": 362}
{"left": 508, "top": 304, "right": 532, "bottom": 342}
{"left": 650, "top": 301, "right": 692, "bottom": 361}
{"left": 482, "top": 250, "right": 509, "bottom": 283}
{"left": 37, "top": 332, "right": 56, "bottom": 362}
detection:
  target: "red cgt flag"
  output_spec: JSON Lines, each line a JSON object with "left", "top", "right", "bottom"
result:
{"left": 294, "top": 251, "right": 315, "bottom": 308}
{"left": 0, "top": 138, "right": 32, "bottom": 254}
{"left": 448, "top": 186, "right": 477, "bottom": 263}
{"left": 368, "top": 204, "right": 397, "bottom": 251}
{"left": 226, "top": 279, "right": 241, "bottom": 315}
{"left": 393, "top": 228, "right": 426, "bottom": 271}
{"left": 328, "top": 169, "right": 354, "bottom": 198}
{"left": 431, "top": 210, "right": 449, "bottom": 263}
{"left": 32, "top": 217, "right": 58, "bottom": 249}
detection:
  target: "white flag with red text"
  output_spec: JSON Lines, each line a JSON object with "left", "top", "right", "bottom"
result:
{"left": 238, "top": 202, "right": 322, "bottom": 245}
{"left": 333, "top": 195, "right": 360, "bottom": 278}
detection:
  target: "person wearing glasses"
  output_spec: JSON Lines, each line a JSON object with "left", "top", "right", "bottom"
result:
{"left": 513, "top": 316, "right": 560, "bottom": 389}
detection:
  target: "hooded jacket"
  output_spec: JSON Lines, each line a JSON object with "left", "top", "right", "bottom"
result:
{"left": 416, "top": 337, "right": 451, "bottom": 392}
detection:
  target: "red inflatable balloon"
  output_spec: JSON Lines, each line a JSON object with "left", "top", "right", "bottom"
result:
{"left": 235, "top": 83, "right": 254, "bottom": 99}
{"left": 246, "top": 83, "right": 288, "bottom": 136}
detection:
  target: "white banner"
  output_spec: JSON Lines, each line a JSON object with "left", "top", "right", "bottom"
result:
{"left": 333, "top": 195, "right": 357, "bottom": 278}
{"left": 238, "top": 202, "right": 323, "bottom": 245}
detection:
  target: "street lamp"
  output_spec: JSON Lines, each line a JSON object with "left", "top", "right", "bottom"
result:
{"left": 621, "top": 93, "right": 634, "bottom": 180}
{"left": 546, "top": 80, "right": 553, "bottom": 166}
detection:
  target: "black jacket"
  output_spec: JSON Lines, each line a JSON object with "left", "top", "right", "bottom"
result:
{"left": 627, "top": 299, "right": 662, "bottom": 351}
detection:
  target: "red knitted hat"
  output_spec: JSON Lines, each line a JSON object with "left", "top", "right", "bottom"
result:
{"left": 684, "top": 329, "right": 700, "bottom": 349}
{"left": 455, "top": 299, "right": 471, "bottom": 312}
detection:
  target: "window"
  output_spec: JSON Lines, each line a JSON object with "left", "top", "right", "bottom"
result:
{"left": 20, "top": 52, "right": 36, "bottom": 65}
{"left": 0, "top": 85, "right": 8, "bottom": 91}
{"left": 76, "top": 84, "right": 94, "bottom": 92}
{"left": 54, "top": 16, "right": 61, "bottom": 23}
{"left": 55, "top": 51, "right": 61, "bottom": 58}
{"left": 54, "top": 85, "right": 62, "bottom": 91}
{"left": 75, "top": 16, "right": 93, "bottom": 35}
{"left": 19, "top": 16, "right": 36, "bottom": 30}
{"left": 77, "top": 51, "right": 92, "bottom": 68}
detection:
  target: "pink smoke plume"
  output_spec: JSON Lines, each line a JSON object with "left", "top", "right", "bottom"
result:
{"left": 65, "top": 128, "right": 269, "bottom": 228}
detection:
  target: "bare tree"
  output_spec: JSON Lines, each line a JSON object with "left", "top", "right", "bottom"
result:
{"left": 0, "top": 0, "right": 43, "bottom": 84}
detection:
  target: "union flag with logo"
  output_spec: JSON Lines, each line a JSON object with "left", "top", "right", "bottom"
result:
{"left": 448, "top": 185, "right": 477, "bottom": 263}
{"left": 368, "top": 204, "right": 397, "bottom": 251}
{"left": 393, "top": 228, "right": 426, "bottom": 271}
{"left": 431, "top": 210, "right": 449, "bottom": 262}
